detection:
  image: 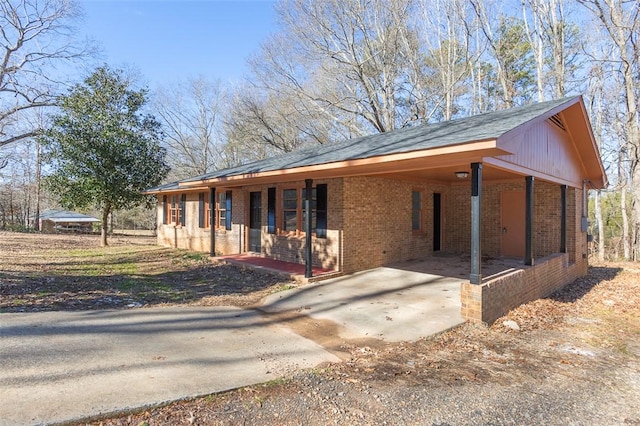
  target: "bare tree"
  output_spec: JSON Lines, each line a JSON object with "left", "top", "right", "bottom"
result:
{"left": 0, "top": 139, "right": 39, "bottom": 229}
{"left": 579, "top": 0, "right": 640, "bottom": 259}
{"left": 154, "top": 77, "right": 226, "bottom": 179}
{"left": 224, "top": 81, "right": 340, "bottom": 164}
{"left": 521, "top": 0, "right": 582, "bottom": 100}
{"left": 415, "top": 0, "right": 473, "bottom": 120}
{"left": 0, "top": 0, "right": 92, "bottom": 148}
{"left": 249, "top": 0, "right": 424, "bottom": 137}
{"left": 469, "top": 0, "right": 536, "bottom": 108}
{"left": 586, "top": 61, "right": 609, "bottom": 260}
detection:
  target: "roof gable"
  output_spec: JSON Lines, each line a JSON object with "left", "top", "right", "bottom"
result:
{"left": 491, "top": 97, "right": 607, "bottom": 188}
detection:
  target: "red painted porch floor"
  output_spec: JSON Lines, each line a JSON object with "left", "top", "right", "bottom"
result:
{"left": 214, "top": 253, "right": 335, "bottom": 281}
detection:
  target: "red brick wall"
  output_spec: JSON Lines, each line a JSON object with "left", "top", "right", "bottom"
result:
{"left": 461, "top": 253, "right": 584, "bottom": 324}
{"left": 156, "top": 190, "right": 243, "bottom": 253}
{"left": 446, "top": 183, "right": 471, "bottom": 254}
{"left": 447, "top": 179, "right": 565, "bottom": 260}
{"left": 341, "top": 176, "right": 448, "bottom": 273}
{"left": 461, "top": 185, "right": 590, "bottom": 324}
{"left": 534, "top": 180, "right": 562, "bottom": 258}
{"left": 260, "top": 179, "right": 342, "bottom": 270}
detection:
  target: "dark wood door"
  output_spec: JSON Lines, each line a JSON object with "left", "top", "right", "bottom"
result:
{"left": 249, "top": 192, "right": 262, "bottom": 252}
{"left": 433, "top": 193, "right": 442, "bottom": 251}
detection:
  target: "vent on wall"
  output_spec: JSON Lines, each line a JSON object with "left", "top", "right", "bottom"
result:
{"left": 549, "top": 114, "right": 566, "bottom": 131}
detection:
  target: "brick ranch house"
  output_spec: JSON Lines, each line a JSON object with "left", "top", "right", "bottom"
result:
{"left": 146, "top": 96, "right": 607, "bottom": 324}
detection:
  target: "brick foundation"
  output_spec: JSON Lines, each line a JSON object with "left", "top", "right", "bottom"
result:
{"left": 461, "top": 253, "right": 584, "bottom": 324}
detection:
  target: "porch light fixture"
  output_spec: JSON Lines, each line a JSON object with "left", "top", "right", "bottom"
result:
{"left": 455, "top": 171, "right": 469, "bottom": 179}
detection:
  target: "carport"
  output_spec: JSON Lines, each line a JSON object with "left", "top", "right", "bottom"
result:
{"left": 258, "top": 255, "right": 519, "bottom": 342}
{"left": 222, "top": 244, "right": 532, "bottom": 336}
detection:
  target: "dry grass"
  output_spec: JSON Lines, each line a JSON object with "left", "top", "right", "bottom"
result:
{"left": 0, "top": 231, "right": 293, "bottom": 312}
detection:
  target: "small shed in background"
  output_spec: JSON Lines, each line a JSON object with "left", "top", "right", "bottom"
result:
{"left": 35, "top": 209, "right": 100, "bottom": 233}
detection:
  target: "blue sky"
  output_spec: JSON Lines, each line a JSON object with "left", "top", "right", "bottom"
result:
{"left": 78, "top": 0, "right": 278, "bottom": 88}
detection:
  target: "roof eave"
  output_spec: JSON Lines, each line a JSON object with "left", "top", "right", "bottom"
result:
{"left": 176, "top": 140, "right": 506, "bottom": 188}
{"left": 563, "top": 98, "right": 608, "bottom": 189}
{"left": 143, "top": 185, "right": 210, "bottom": 195}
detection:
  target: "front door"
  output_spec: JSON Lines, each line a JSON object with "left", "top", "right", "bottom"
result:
{"left": 433, "top": 193, "right": 442, "bottom": 251}
{"left": 501, "top": 191, "right": 525, "bottom": 258}
{"left": 249, "top": 192, "right": 262, "bottom": 253}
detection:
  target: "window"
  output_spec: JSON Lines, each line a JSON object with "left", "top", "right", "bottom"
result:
{"left": 170, "top": 195, "right": 179, "bottom": 224}
{"left": 217, "top": 192, "right": 226, "bottom": 229}
{"left": 412, "top": 191, "right": 422, "bottom": 231}
{"left": 280, "top": 184, "right": 327, "bottom": 238}
{"left": 169, "top": 194, "right": 186, "bottom": 225}
{"left": 216, "top": 191, "right": 232, "bottom": 230}
{"left": 169, "top": 195, "right": 177, "bottom": 223}
{"left": 198, "top": 192, "right": 210, "bottom": 228}
{"left": 283, "top": 189, "right": 298, "bottom": 232}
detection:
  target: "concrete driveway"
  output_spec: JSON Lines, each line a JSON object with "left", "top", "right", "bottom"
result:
{"left": 0, "top": 264, "right": 464, "bottom": 425}
{"left": 0, "top": 307, "right": 339, "bottom": 426}
{"left": 262, "top": 265, "right": 465, "bottom": 342}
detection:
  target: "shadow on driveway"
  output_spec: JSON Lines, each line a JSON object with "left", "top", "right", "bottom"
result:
{"left": 0, "top": 307, "right": 339, "bottom": 426}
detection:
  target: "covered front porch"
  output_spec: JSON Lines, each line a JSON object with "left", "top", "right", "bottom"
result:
{"left": 215, "top": 250, "right": 529, "bottom": 285}
{"left": 216, "top": 247, "right": 579, "bottom": 327}
{"left": 214, "top": 252, "right": 339, "bottom": 283}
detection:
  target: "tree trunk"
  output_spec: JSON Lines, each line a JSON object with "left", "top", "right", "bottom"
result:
{"left": 621, "top": 187, "right": 630, "bottom": 260}
{"left": 624, "top": 68, "right": 640, "bottom": 261}
{"left": 522, "top": 0, "right": 545, "bottom": 102}
{"left": 34, "top": 141, "right": 41, "bottom": 231}
{"left": 631, "top": 165, "right": 640, "bottom": 261}
{"left": 101, "top": 204, "right": 111, "bottom": 247}
{"left": 594, "top": 190, "right": 605, "bottom": 261}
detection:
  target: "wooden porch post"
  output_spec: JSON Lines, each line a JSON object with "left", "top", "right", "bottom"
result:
{"left": 470, "top": 162, "right": 482, "bottom": 284}
{"left": 210, "top": 187, "right": 216, "bottom": 257}
{"left": 305, "top": 179, "right": 313, "bottom": 278}
{"left": 525, "top": 176, "right": 534, "bottom": 266}
{"left": 560, "top": 185, "right": 567, "bottom": 253}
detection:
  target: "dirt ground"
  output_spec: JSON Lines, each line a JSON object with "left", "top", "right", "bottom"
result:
{"left": 1, "top": 232, "right": 639, "bottom": 425}
{"left": 0, "top": 231, "right": 293, "bottom": 312}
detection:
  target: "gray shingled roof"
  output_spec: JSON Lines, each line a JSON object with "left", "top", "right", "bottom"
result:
{"left": 149, "top": 96, "right": 576, "bottom": 191}
{"left": 37, "top": 209, "right": 100, "bottom": 222}
{"left": 147, "top": 181, "right": 182, "bottom": 192}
